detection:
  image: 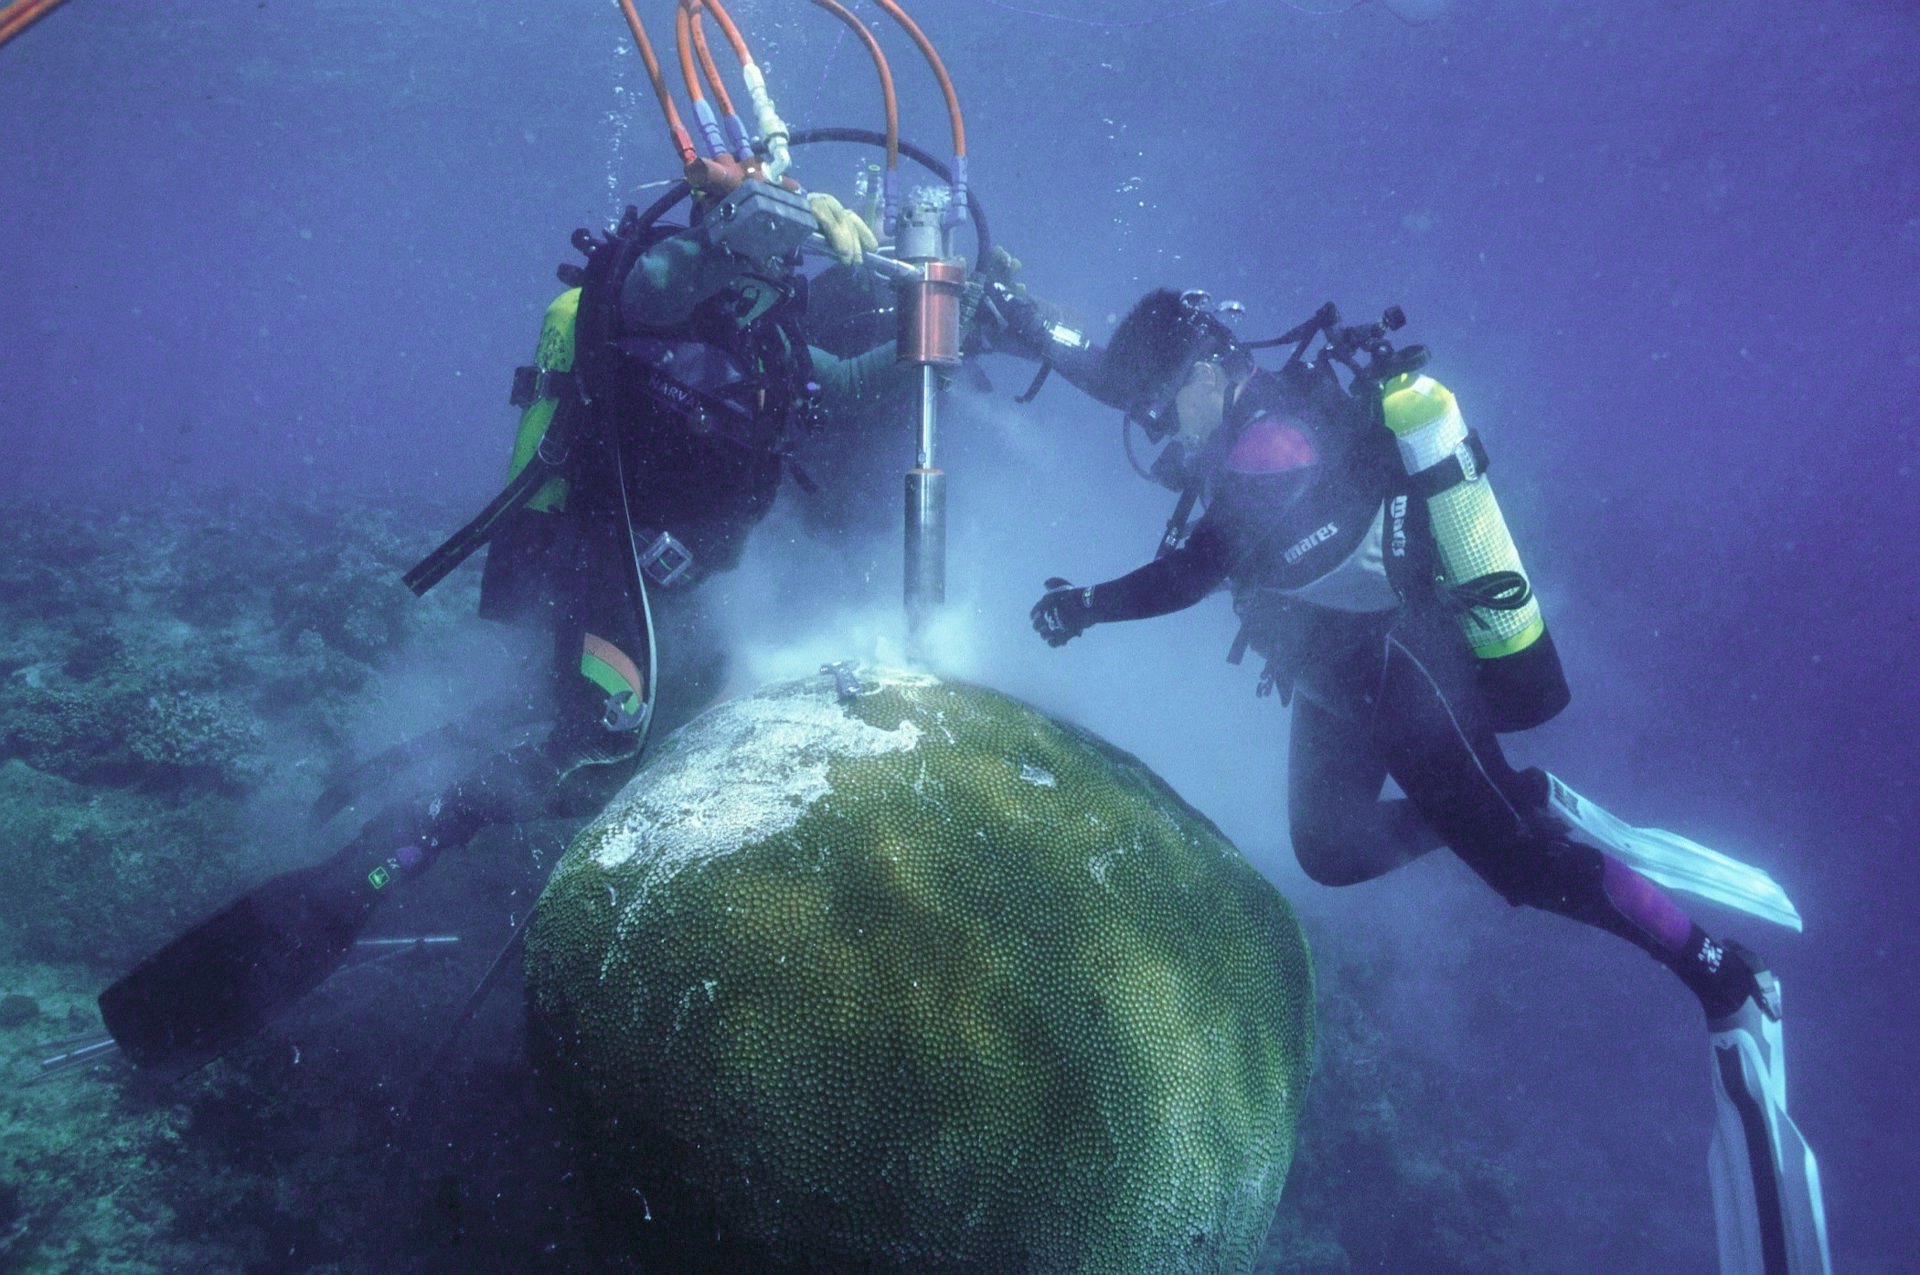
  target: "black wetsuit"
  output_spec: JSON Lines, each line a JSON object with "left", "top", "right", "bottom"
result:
{"left": 101, "top": 199, "right": 940, "bottom": 1075}
{"left": 333, "top": 228, "right": 849, "bottom": 893}
{"left": 1076, "top": 368, "right": 1749, "bottom": 1014}
{"left": 93, "top": 226, "right": 831, "bottom": 1076}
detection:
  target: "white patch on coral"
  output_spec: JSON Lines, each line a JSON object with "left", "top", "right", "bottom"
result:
{"left": 584, "top": 674, "right": 924, "bottom": 886}
{"left": 1088, "top": 847, "right": 1120, "bottom": 888}
{"left": 1017, "top": 762, "right": 1056, "bottom": 788}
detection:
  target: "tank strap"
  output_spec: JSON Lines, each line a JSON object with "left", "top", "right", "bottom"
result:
{"left": 509, "top": 366, "right": 578, "bottom": 409}
{"left": 1405, "top": 428, "right": 1490, "bottom": 499}
{"left": 1442, "top": 570, "right": 1533, "bottom": 632}
{"left": 1223, "top": 589, "right": 1304, "bottom": 705}
{"left": 1226, "top": 624, "right": 1252, "bottom": 666}
{"left": 1156, "top": 482, "right": 1203, "bottom": 559}
{"left": 1382, "top": 487, "right": 1433, "bottom": 606}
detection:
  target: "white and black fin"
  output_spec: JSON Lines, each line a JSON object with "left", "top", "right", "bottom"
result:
{"left": 1543, "top": 772, "right": 1803, "bottom": 931}
{"left": 1708, "top": 962, "right": 1832, "bottom": 1275}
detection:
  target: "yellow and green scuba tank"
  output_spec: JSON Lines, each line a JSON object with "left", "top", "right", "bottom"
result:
{"left": 502, "top": 288, "right": 581, "bottom": 514}
{"left": 401, "top": 288, "right": 585, "bottom": 601}
{"left": 1381, "top": 372, "right": 1571, "bottom": 732}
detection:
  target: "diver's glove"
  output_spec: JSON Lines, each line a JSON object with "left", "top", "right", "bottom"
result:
{"left": 1030, "top": 577, "right": 1095, "bottom": 647}
{"left": 965, "top": 246, "right": 1046, "bottom": 356}
{"left": 982, "top": 289, "right": 1052, "bottom": 358}
{"left": 808, "top": 192, "right": 879, "bottom": 266}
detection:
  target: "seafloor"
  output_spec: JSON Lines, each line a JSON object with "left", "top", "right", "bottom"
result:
{"left": 0, "top": 488, "right": 1522, "bottom": 1273}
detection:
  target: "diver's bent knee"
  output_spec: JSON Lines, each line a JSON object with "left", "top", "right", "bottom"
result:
{"left": 1289, "top": 822, "right": 1374, "bottom": 888}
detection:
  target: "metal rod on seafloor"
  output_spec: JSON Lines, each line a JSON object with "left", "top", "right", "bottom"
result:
{"left": 34, "top": 1033, "right": 120, "bottom": 1082}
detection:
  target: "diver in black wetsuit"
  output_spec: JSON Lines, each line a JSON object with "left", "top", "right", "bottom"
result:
{"left": 1027, "top": 289, "right": 1753, "bottom": 1007}
{"left": 96, "top": 180, "right": 899, "bottom": 1079}
{"left": 1025, "top": 289, "right": 1831, "bottom": 1275}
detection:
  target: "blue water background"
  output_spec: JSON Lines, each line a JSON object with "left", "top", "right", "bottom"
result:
{"left": 2, "top": 1, "right": 1916, "bottom": 1269}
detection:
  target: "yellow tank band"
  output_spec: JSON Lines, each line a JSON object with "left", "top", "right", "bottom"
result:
{"left": 1388, "top": 372, "right": 1552, "bottom": 662}
{"left": 506, "top": 398, "right": 570, "bottom": 513}
{"left": 1471, "top": 615, "right": 1546, "bottom": 660}
{"left": 507, "top": 399, "right": 553, "bottom": 483}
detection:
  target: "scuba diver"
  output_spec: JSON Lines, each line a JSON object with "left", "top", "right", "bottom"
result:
{"left": 95, "top": 174, "right": 880, "bottom": 1080}
{"left": 1025, "top": 288, "right": 1831, "bottom": 1275}
{"left": 93, "top": 0, "right": 997, "bottom": 1082}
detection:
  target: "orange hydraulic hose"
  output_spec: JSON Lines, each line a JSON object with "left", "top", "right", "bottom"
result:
{"left": 673, "top": 4, "right": 706, "bottom": 108}
{"left": 676, "top": 0, "right": 747, "bottom": 168}
{"left": 696, "top": 0, "right": 755, "bottom": 65}
{"left": 616, "top": 0, "right": 698, "bottom": 167}
{"left": 0, "top": 0, "right": 70, "bottom": 50}
{"left": 806, "top": 0, "right": 899, "bottom": 172}
{"left": 686, "top": 6, "right": 737, "bottom": 119}
{"left": 695, "top": 0, "right": 799, "bottom": 180}
{"left": 866, "top": 0, "right": 965, "bottom": 158}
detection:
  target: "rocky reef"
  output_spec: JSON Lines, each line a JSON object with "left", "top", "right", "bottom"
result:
{"left": 0, "top": 487, "right": 1523, "bottom": 1273}
{"left": 0, "top": 488, "right": 470, "bottom": 969}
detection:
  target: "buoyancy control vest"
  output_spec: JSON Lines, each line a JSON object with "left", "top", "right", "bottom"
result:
{"left": 1210, "top": 350, "right": 1569, "bottom": 732}
{"left": 1212, "top": 365, "right": 1402, "bottom": 594}
{"left": 405, "top": 195, "right": 822, "bottom": 603}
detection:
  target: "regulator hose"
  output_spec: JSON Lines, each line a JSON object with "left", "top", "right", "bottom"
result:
{"left": 1445, "top": 570, "right": 1533, "bottom": 630}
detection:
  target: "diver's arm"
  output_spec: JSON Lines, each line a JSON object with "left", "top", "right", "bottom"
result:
{"left": 1032, "top": 522, "right": 1230, "bottom": 646}
{"left": 983, "top": 288, "right": 1124, "bottom": 407}
{"left": 810, "top": 342, "right": 912, "bottom": 406}
{"left": 1031, "top": 327, "right": 1117, "bottom": 406}
{"left": 1085, "top": 520, "right": 1230, "bottom": 622}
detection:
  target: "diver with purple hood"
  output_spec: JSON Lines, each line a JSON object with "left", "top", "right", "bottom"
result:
{"left": 1005, "top": 285, "right": 1831, "bottom": 1275}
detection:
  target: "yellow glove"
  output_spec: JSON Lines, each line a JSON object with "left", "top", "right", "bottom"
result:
{"left": 808, "top": 192, "right": 879, "bottom": 267}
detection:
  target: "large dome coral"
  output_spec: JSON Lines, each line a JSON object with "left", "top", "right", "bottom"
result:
{"left": 524, "top": 668, "right": 1314, "bottom": 1272}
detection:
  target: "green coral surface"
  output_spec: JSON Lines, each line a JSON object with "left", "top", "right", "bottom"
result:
{"left": 525, "top": 669, "right": 1315, "bottom": 1273}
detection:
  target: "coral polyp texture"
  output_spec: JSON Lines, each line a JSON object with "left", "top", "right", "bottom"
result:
{"left": 524, "top": 669, "right": 1315, "bottom": 1273}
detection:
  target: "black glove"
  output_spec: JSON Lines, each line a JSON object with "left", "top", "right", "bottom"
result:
{"left": 1030, "top": 577, "right": 1095, "bottom": 648}
{"left": 962, "top": 246, "right": 1052, "bottom": 359}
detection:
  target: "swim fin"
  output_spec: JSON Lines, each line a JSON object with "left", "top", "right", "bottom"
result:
{"left": 1542, "top": 773, "right": 1803, "bottom": 931}
{"left": 97, "top": 847, "right": 391, "bottom": 1080}
{"left": 1708, "top": 954, "right": 1832, "bottom": 1275}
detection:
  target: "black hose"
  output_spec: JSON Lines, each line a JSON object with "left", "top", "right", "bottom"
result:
{"left": 786, "top": 126, "right": 992, "bottom": 272}
{"left": 1446, "top": 571, "right": 1533, "bottom": 631}
{"left": 635, "top": 178, "right": 693, "bottom": 230}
